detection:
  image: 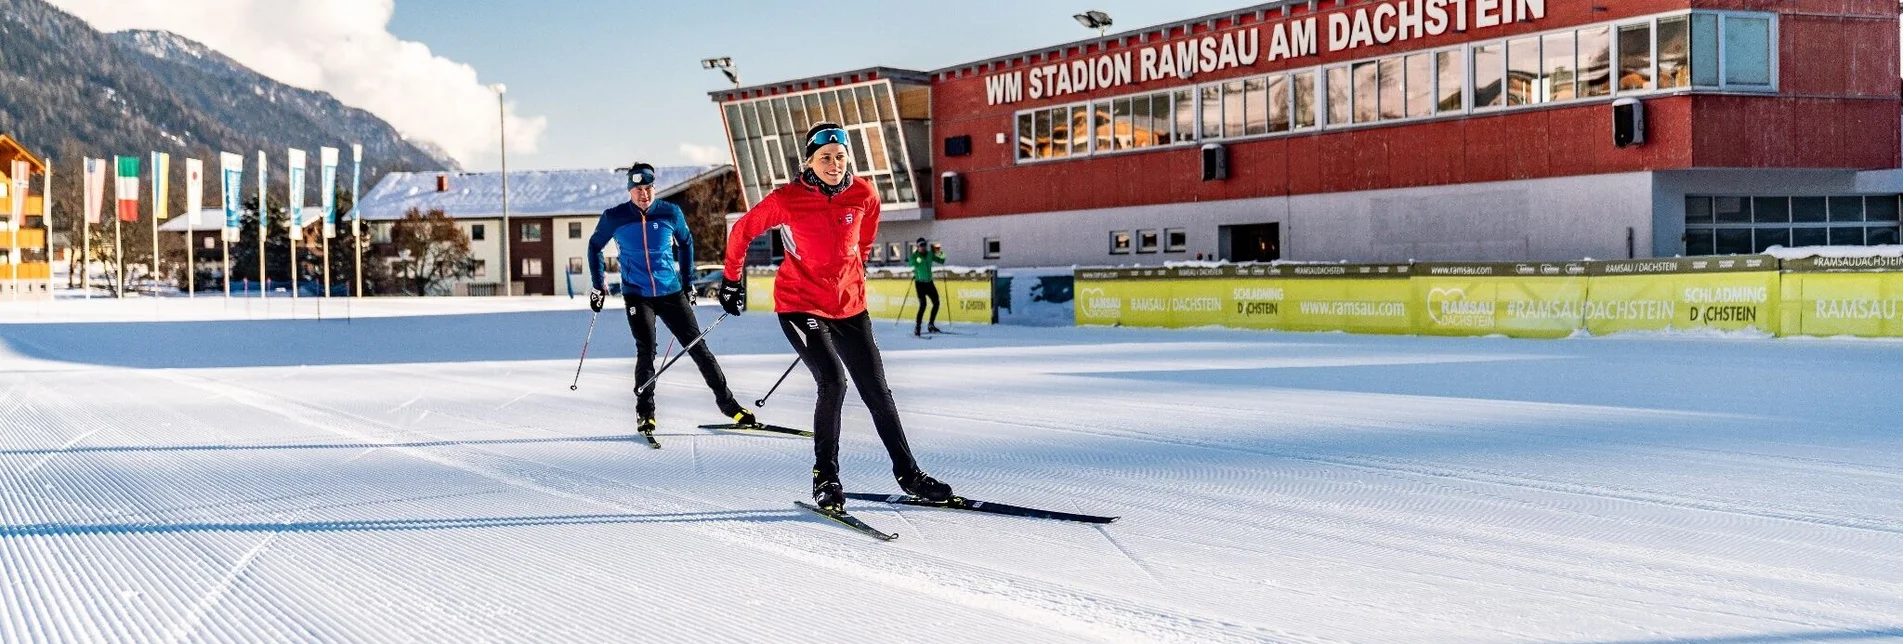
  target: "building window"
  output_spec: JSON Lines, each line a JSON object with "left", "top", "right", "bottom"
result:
{"left": 1686, "top": 194, "right": 1902, "bottom": 255}
{"left": 1072, "top": 104, "right": 1094, "bottom": 151}
{"left": 1226, "top": 80, "right": 1251, "bottom": 137}
{"left": 1616, "top": 23, "right": 1653, "bottom": 91}
{"left": 1326, "top": 65, "right": 1351, "bottom": 125}
{"left": 1136, "top": 230, "right": 1159, "bottom": 254}
{"left": 522, "top": 257, "right": 544, "bottom": 277}
{"left": 887, "top": 242, "right": 904, "bottom": 262}
{"left": 1722, "top": 15, "right": 1772, "bottom": 88}
{"left": 1435, "top": 50, "right": 1465, "bottom": 112}
{"left": 1577, "top": 27, "right": 1613, "bottom": 98}
{"left": 1017, "top": 112, "right": 1034, "bottom": 161}
{"left": 604, "top": 257, "right": 620, "bottom": 273}
{"left": 1473, "top": 44, "right": 1504, "bottom": 107}
{"left": 1659, "top": 16, "right": 1694, "bottom": 88}
{"left": 1506, "top": 36, "right": 1539, "bottom": 106}
{"left": 1351, "top": 61, "right": 1379, "bottom": 123}
{"left": 373, "top": 223, "right": 392, "bottom": 244}
{"left": 983, "top": 237, "right": 1001, "bottom": 260}
{"left": 1542, "top": 31, "right": 1576, "bottom": 102}
{"left": 1404, "top": 53, "right": 1432, "bottom": 118}
{"left": 1293, "top": 72, "right": 1317, "bottom": 128}
{"left": 567, "top": 257, "right": 584, "bottom": 274}
{"left": 1174, "top": 89, "right": 1196, "bottom": 140}
{"left": 568, "top": 222, "right": 583, "bottom": 239}
{"left": 202, "top": 236, "right": 215, "bottom": 249}
{"left": 472, "top": 259, "right": 487, "bottom": 277}
{"left": 1109, "top": 231, "right": 1132, "bottom": 255}
{"left": 521, "top": 223, "right": 542, "bottom": 242}
{"left": 1377, "top": 57, "right": 1403, "bottom": 121}
{"left": 1164, "top": 228, "right": 1187, "bottom": 253}
{"left": 1200, "top": 85, "right": 1222, "bottom": 139}
{"left": 470, "top": 224, "right": 485, "bottom": 241}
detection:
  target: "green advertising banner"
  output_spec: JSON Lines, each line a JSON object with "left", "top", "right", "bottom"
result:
{"left": 1412, "top": 262, "right": 1590, "bottom": 338}
{"left": 1073, "top": 264, "right": 1412, "bottom": 333}
{"left": 1584, "top": 256, "right": 1779, "bottom": 335}
{"left": 1778, "top": 255, "right": 1903, "bottom": 337}
{"left": 745, "top": 267, "right": 995, "bottom": 324}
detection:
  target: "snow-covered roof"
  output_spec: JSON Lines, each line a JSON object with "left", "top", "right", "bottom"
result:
{"left": 159, "top": 207, "right": 319, "bottom": 232}
{"left": 346, "top": 166, "right": 730, "bottom": 222}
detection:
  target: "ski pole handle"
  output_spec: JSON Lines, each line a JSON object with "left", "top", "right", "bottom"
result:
{"left": 635, "top": 313, "right": 729, "bottom": 393}
{"left": 569, "top": 310, "right": 600, "bottom": 391}
{"left": 755, "top": 355, "right": 804, "bottom": 408}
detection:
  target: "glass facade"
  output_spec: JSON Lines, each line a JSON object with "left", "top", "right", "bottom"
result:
{"left": 1685, "top": 196, "right": 1903, "bottom": 255}
{"left": 1013, "top": 10, "right": 1776, "bottom": 163}
{"left": 721, "top": 80, "right": 922, "bottom": 207}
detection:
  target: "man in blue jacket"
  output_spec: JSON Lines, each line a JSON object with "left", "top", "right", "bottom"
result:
{"left": 588, "top": 163, "right": 754, "bottom": 434}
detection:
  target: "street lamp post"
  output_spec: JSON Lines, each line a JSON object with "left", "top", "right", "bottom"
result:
{"left": 494, "top": 83, "right": 511, "bottom": 296}
{"left": 1073, "top": 10, "right": 1113, "bottom": 37}
{"left": 700, "top": 57, "right": 740, "bottom": 88}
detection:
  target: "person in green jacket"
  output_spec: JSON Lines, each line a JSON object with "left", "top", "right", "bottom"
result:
{"left": 908, "top": 237, "right": 945, "bottom": 336}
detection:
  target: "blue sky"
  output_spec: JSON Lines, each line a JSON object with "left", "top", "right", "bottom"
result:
{"left": 387, "top": 0, "right": 1253, "bottom": 171}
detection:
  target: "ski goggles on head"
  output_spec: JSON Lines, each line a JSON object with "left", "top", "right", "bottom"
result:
{"left": 808, "top": 128, "right": 849, "bottom": 148}
{"left": 625, "top": 167, "right": 656, "bottom": 190}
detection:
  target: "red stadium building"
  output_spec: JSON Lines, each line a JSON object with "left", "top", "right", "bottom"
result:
{"left": 711, "top": 0, "right": 1902, "bottom": 267}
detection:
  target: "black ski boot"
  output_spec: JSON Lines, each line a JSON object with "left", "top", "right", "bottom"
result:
{"left": 897, "top": 469, "right": 955, "bottom": 503}
{"left": 730, "top": 408, "right": 759, "bottom": 428}
{"left": 812, "top": 469, "right": 845, "bottom": 512}
{"left": 636, "top": 416, "right": 657, "bottom": 435}
{"left": 927, "top": 325, "right": 944, "bottom": 334}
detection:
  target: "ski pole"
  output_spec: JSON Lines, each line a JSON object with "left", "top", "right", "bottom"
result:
{"left": 754, "top": 355, "right": 804, "bottom": 408}
{"left": 895, "top": 279, "right": 914, "bottom": 327}
{"left": 569, "top": 310, "right": 600, "bottom": 391}
{"left": 634, "top": 313, "right": 729, "bottom": 393}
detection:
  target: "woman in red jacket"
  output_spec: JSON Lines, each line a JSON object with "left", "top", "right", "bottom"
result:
{"left": 718, "top": 122, "right": 954, "bottom": 513}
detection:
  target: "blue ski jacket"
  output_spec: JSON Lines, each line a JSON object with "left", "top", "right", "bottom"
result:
{"left": 588, "top": 200, "right": 693, "bottom": 297}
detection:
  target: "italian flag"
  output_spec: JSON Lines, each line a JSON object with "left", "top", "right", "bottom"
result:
{"left": 115, "top": 156, "right": 140, "bottom": 222}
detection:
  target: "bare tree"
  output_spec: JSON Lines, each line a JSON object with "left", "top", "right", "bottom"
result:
{"left": 388, "top": 207, "right": 474, "bottom": 295}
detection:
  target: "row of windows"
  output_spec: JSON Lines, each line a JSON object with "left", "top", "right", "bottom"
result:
{"left": 1686, "top": 226, "right": 1901, "bottom": 256}
{"left": 725, "top": 83, "right": 919, "bottom": 207}
{"left": 1684, "top": 195, "right": 1903, "bottom": 255}
{"left": 1686, "top": 196, "right": 1902, "bottom": 225}
{"left": 1110, "top": 229, "right": 1188, "bottom": 255}
{"left": 1017, "top": 11, "right": 1774, "bottom": 162}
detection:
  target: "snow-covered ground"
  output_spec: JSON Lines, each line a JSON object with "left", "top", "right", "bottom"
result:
{"left": 3, "top": 298, "right": 1901, "bottom": 643}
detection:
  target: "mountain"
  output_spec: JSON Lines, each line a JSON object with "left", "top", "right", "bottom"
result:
{"left": 0, "top": 0, "right": 457, "bottom": 176}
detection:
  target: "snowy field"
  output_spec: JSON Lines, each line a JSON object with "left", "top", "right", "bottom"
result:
{"left": 2, "top": 297, "right": 1902, "bottom": 643}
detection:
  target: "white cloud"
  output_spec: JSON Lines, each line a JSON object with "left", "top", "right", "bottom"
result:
{"left": 677, "top": 142, "right": 730, "bottom": 165}
{"left": 46, "top": 0, "right": 546, "bottom": 166}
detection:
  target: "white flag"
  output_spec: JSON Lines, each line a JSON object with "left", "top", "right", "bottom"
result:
{"left": 287, "top": 148, "right": 306, "bottom": 231}
{"left": 185, "top": 158, "right": 204, "bottom": 230}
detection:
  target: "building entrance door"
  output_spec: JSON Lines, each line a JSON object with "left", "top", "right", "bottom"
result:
{"left": 1219, "top": 223, "right": 1281, "bottom": 262}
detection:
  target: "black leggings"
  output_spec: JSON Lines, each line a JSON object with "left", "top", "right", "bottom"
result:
{"left": 778, "top": 311, "right": 919, "bottom": 479}
{"left": 914, "top": 281, "right": 940, "bottom": 329}
{"left": 625, "top": 290, "right": 741, "bottom": 419}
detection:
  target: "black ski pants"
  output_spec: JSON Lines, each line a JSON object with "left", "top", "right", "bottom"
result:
{"left": 778, "top": 311, "right": 920, "bottom": 480}
{"left": 914, "top": 280, "right": 940, "bottom": 330}
{"left": 626, "top": 290, "right": 741, "bottom": 419}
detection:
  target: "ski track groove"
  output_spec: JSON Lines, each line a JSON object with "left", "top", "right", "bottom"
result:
{"left": 151, "top": 367, "right": 1293, "bottom": 643}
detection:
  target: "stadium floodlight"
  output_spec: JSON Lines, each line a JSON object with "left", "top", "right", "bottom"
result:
{"left": 1073, "top": 10, "right": 1113, "bottom": 36}
{"left": 701, "top": 57, "right": 740, "bottom": 88}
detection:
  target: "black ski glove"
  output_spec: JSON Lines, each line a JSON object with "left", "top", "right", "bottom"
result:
{"left": 588, "top": 288, "right": 605, "bottom": 313}
{"left": 717, "top": 278, "right": 746, "bottom": 316}
{"left": 685, "top": 286, "right": 699, "bottom": 307}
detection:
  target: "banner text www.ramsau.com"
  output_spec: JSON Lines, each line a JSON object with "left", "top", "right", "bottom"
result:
{"left": 1297, "top": 301, "right": 1409, "bottom": 317}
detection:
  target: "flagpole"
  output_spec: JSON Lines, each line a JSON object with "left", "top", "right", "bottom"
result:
{"left": 82, "top": 159, "right": 90, "bottom": 299}
{"left": 150, "top": 152, "right": 159, "bottom": 297}
{"left": 43, "top": 161, "right": 52, "bottom": 299}
{"left": 351, "top": 144, "right": 362, "bottom": 298}
{"left": 256, "top": 151, "right": 266, "bottom": 301}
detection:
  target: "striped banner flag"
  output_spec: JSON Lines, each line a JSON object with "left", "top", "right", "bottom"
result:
{"left": 151, "top": 152, "right": 171, "bottom": 220}
{"left": 83, "top": 158, "right": 107, "bottom": 224}
{"left": 115, "top": 156, "right": 140, "bottom": 222}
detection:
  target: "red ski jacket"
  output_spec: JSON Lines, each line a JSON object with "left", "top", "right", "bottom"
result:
{"left": 723, "top": 176, "right": 881, "bottom": 319}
